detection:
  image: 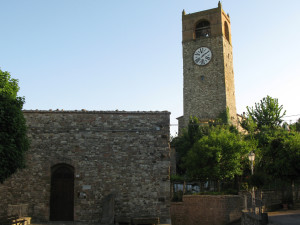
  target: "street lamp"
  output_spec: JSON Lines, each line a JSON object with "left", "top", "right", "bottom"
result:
{"left": 248, "top": 151, "right": 255, "bottom": 175}
{"left": 248, "top": 151, "right": 255, "bottom": 212}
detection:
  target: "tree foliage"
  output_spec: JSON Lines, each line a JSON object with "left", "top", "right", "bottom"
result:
{"left": 290, "top": 118, "right": 300, "bottom": 132}
{"left": 241, "top": 96, "right": 300, "bottom": 188}
{"left": 0, "top": 70, "right": 20, "bottom": 99}
{"left": 0, "top": 69, "right": 29, "bottom": 183}
{"left": 171, "top": 112, "right": 250, "bottom": 182}
{"left": 256, "top": 128, "right": 300, "bottom": 182}
{"left": 172, "top": 96, "right": 299, "bottom": 197}
{"left": 171, "top": 117, "right": 209, "bottom": 175}
{"left": 183, "top": 126, "right": 250, "bottom": 181}
{"left": 244, "top": 95, "right": 286, "bottom": 130}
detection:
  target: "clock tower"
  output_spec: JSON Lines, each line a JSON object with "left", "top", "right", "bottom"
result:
{"left": 178, "top": 2, "right": 237, "bottom": 131}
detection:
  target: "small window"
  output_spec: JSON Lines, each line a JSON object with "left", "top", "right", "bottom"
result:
{"left": 195, "top": 20, "right": 211, "bottom": 38}
{"left": 224, "top": 21, "right": 230, "bottom": 43}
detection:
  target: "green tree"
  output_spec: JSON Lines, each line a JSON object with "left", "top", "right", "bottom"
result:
{"left": 171, "top": 117, "right": 209, "bottom": 175}
{"left": 257, "top": 128, "right": 300, "bottom": 203}
{"left": 171, "top": 110, "right": 239, "bottom": 177}
{"left": 183, "top": 126, "right": 250, "bottom": 184}
{"left": 290, "top": 118, "right": 300, "bottom": 132}
{"left": 0, "top": 69, "right": 29, "bottom": 183}
{"left": 244, "top": 96, "right": 286, "bottom": 129}
{"left": 0, "top": 70, "right": 20, "bottom": 98}
{"left": 260, "top": 129, "right": 300, "bottom": 182}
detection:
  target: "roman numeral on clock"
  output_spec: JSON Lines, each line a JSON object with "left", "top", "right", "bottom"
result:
{"left": 195, "top": 58, "right": 201, "bottom": 63}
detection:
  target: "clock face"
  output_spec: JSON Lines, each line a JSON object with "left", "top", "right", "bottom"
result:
{"left": 193, "top": 47, "right": 212, "bottom": 66}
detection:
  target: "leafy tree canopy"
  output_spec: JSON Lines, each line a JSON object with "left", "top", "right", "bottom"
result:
{"left": 0, "top": 69, "right": 20, "bottom": 99}
{"left": 171, "top": 110, "right": 248, "bottom": 180}
{"left": 290, "top": 118, "right": 300, "bottom": 132}
{"left": 238, "top": 96, "right": 300, "bottom": 194}
{"left": 243, "top": 96, "right": 286, "bottom": 130}
{"left": 183, "top": 126, "right": 250, "bottom": 181}
{"left": 172, "top": 97, "right": 299, "bottom": 195}
{"left": 171, "top": 117, "right": 209, "bottom": 175}
{"left": 257, "top": 128, "right": 300, "bottom": 182}
{"left": 0, "top": 69, "right": 29, "bottom": 183}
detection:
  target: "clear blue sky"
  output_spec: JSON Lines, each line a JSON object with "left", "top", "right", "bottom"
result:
{"left": 1, "top": 0, "right": 300, "bottom": 136}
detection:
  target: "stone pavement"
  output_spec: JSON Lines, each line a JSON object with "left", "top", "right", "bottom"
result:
{"left": 267, "top": 209, "right": 300, "bottom": 225}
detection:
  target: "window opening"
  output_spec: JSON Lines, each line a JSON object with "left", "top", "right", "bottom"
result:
{"left": 195, "top": 20, "right": 211, "bottom": 38}
{"left": 224, "top": 21, "right": 230, "bottom": 43}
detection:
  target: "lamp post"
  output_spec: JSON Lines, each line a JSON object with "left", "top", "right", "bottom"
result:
{"left": 248, "top": 151, "right": 255, "bottom": 175}
{"left": 248, "top": 151, "right": 255, "bottom": 212}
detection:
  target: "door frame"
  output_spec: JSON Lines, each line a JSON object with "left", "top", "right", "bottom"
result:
{"left": 50, "top": 163, "right": 74, "bottom": 221}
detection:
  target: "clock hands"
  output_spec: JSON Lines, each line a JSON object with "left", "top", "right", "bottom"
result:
{"left": 202, "top": 51, "right": 210, "bottom": 57}
{"left": 194, "top": 47, "right": 212, "bottom": 65}
{"left": 195, "top": 49, "right": 209, "bottom": 58}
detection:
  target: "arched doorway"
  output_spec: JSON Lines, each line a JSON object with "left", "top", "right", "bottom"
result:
{"left": 50, "top": 164, "right": 74, "bottom": 221}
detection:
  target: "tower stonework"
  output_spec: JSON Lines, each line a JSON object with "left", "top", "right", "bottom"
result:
{"left": 178, "top": 2, "right": 237, "bottom": 131}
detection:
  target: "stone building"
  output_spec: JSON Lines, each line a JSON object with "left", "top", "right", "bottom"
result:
{"left": 0, "top": 110, "right": 171, "bottom": 224}
{"left": 178, "top": 2, "right": 237, "bottom": 132}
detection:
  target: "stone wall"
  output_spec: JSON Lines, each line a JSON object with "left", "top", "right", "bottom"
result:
{"left": 0, "top": 110, "right": 171, "bottom": 223}
{"left": 241, "top": 212, "right": 264, "bottom": 225}
{"left": 171, "top": 195, "right": 243, "bottom": 225}
{"left": 223, "top": 34, "right": 237, "bottom": 126}
{"left": 239, "top": 190, "right": 283, "bottom": 211}
{"left": 182, "top": 36, "right": 227, "bottom": 126}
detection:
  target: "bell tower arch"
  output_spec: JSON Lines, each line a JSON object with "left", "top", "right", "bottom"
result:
{"left": 178, "top": 2, "right": 237, "bottom": 131}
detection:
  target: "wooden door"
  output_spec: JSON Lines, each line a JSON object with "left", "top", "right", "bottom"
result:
{"left": 50, "top": 164, "right": 74, "bottom": 221}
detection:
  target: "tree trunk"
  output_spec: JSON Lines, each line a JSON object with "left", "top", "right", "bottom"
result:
{"left": 292, "top": 179, "right": 295, "bottom": 204}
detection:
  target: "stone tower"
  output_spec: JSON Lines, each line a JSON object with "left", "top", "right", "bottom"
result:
{"left": 178, "top": 2, "right": 237, "bottom": 131}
